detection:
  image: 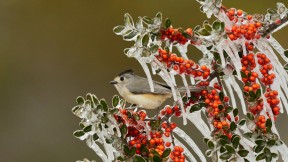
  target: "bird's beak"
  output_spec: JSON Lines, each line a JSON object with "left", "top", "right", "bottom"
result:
{"left": 110, "top": 80, "right": 118, "bottom": 84}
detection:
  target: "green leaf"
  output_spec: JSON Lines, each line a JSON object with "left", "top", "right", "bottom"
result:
{"left": 73, "top": 130, "right": 85, "bottom": 138}
{"left": 142, "top": 34, "right": 149, "bottom": 47}
{"left": 267, "top": 8, "right": 277, "bottom": 14}
{"left": 225, "top": 144, "right": 235, "bottom": 153}
{"left": 230, "top": 121, "right": 237, "bottom": 131}
{"left": 220, "top": 22, "right": 225, "bottom": 32}
{"left": 83, "top": 125, "right": 92, "bottom": 133}
{"left": 219, "top": 92, "right": 224, "bottom": 101}
{"left": 153, "top": 155, "right": 162, "bottom": 162}
{"left": 101, "top": 116, "right": 109, "bottom": 123}
{"left": 151, "top": 149, "right": 161, "bottom": 157}
{"left": 124, "top": 13, "right": 133, "bottom": 27}
{"left": 182, "top": 32, "right": 191, "bottom": 38}
{"left": 212, "top": 21, "right": 221, "bottom": 31}
{"left": 120, "top": 124, "right": 128, "bottom": 136}
{"left": 117, "top": 156, "right": 128, "bottom": 161}
{"left": 220, "top": 152, "right": 232, "bottom": 160}
{"left": 208, "top": 141, "right": 215, "bottom": 149}
{"left": 123, "top": 145, "right": 130, "bottom": 155}
{"left": 143, "top": 16, "right": 153, "bottom": 24}
{"left": 76, "top": 96, "right": 85, "bottom": 105}
{"left": 241, "top": 71, "right": 247, "bottom": 78}
{"left": 247, "top": 113, "right": 254, "bottom": 120}
{"left": 239, "top": 119, "right": 246, "bottom": 126}
{"left": 220, "top": 146, "right": 226, "bottom": 153}
{"left": 232, "top": 136, "right": 240, "bottom": 148}
{"left": 129, "top": 147, "right": 136, "bottom": 157}
{"left": 254, "top": 145, "right": 265, "bottom": 153}
{"left": 255, "top": 89, "right": 261, "bottom": 99}
{"left": 100, "top": 99, "right": 108, "bottom": 112}
{"left": 271, "top": 153, "right": 278, "bottom": 158}
{"left": 244, "top": 132, "right": 253, "bottom": 138}
{"left": 266, "top": 119, "right": 272, "bottom": 128}
{"left": 204, "top": 24, "right": 212, "bottom": 32}
{"left": 203, "top": 138, "right": 209, "bottom": 144}
{"left": 256, "top": 153, "right": 266, "bottom": 161}
{"left": 134, "top": 156, "right": 146, "bottom": 162}
{"left": 112, "top": 95, "right": 120, "bottom": 107}
{"left": 233, "top": 108, "right": 238, "bottom": 117}
{"left": 198, "top": 28, "right": 210, "bottom": 36}
{"left": 113, "top": 26, "right": 125, "bottom": 35}
{"left": 218, "top": 104, "right": 224, "bottom": 111}
{"left": 255, "top": 139, "right": 266, "bottom": 146}
{"left": 105, "top": 138, "right": 113, "bottom": 144}
{"left": 123, "top": 30, "right": 138, "bottom": 40}
{"left": 162, "top": 148, "right": 171, "bottom": 158}
{"left": 226, "top": 106, "right": 233, "bottom": 113}
{"left": 190, "top": 104, "right": 202, "bottom": 113}
{"left": 249, "top": 90, "right": 256, "bottom": 99}
{"left": 165, "top": 18, "right": 171, "bottom": 28}
{"left": 93, "top": 133, "right": 99, "bottom": 141}
{"left": 150, "top": 45, "right": 159, "bottom": 53}
{"left": 284, "top": 49, "right": 288, "bottom": 58}
{"left": 238, "top": 149, "right": 249, "bottom": 157}
{"left": 267, "top": 140, "right": 276, "bottom": 147}
{"left": 205, "top": 150, "right": 212, "bottom": 156}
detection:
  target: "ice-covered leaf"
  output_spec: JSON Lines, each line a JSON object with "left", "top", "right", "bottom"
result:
{"left": 162, "top": 148, "right": 171, "bottom": 158}
{"left": 113, "top": 26, "right": 125, "bottom": 35}
{"left": 220, "top": 152, "right": 232, "bottom": 160}
{"left": 230, "top": 121, "right": 237, "bottom": 131}
{"left": 225, "top": 144, "right": 235, "bottom": 153}
{"left": 76, "top": 96, "right": 85, "bottom": 105}
{"left": 239, "top": 119, "right": 246, "bottom": 126}
{"left": 238, "top": 149, "right": 249, "bottom": 157}
{"left": 165, "top": 18, "right": 171, "bottom": 28}
{"left": 134, "top": 156, "right": 146, "bottom": 162}
{"left": 256, "top": 153, "right": 266, "bottom": 161}
{"left": 112, "top": 95, "right": 120, "bottom": 107}
{"left": 73, "top": 130, "right": 85, "bottom": 138}
{"left": 142, "top": 34, "right": 149, "bottom": 47}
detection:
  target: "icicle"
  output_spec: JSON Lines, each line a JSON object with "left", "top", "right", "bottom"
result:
{"left": 241, "top": 38, "right": 247, "bottom": 56}
{"left": 223, "top": 77, "right": 236, "bottom": 109}
{"left": 174, "top": 138, "right": 198, "bottom": 162}
{"left": 271, "top": 20, "right": 288, "bottom": 34}
{"left": 268, "top": 36, "right": 288, "bottom": 63}
{"left": 222, "top": 42, "right": 242, "bottom": 80}
{"left": 216, "top": 42, "right": 226, "bottom": 68}
{"left": 217, "top": 10, "right": 233, "bottom": 30}
{"left": 186, "top": 112, "right": 211, "bottom": 137}
{"left": 170, "top": 72, "right": 177, "bottom": 85}
{"left": 176, "top": 42, "right": 189, "bottom": 59}
{"left": 86, "top": 136, "right": 108, "bottom": 162}
{"left": 138, "top": 59, "right": 154, "bottom": 92}
{"left": 180, "top": 74, "right": 191, "bottom": 97}
{"left": 174, "top": 127, "right": 207, "bottom": 162}
{"left": 98, "top": 132, "right": 114, "bottom": 162}
{"left": 190, "top": 76, "right": 195, "bottom": 85}
{"left": 277, "top": 143, "right": 288, "bottom": 161}
{"left": 229, "top": 75, "right": 247, "bottom": 115}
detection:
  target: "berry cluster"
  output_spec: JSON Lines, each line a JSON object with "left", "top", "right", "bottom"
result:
{"left": 169, "top": 146, "right": 185, "bottom": 162}
{"left": 160, "top": 27, "right": 192, "bottom": 45}
{"left": 256, "top": 115, "right": 267, "bottom": 132}
{"left": 149, "top": 131, "right": 167, "bottom": 157}
{"left": 226, "top": 8, "right": 263, "bottom": 51}
{"left": 160, "top": 105, "right": 182, "bottom": 117}
{"left": 157, "top": 49, "right": 211, "bottom": 79}
{"left": 200, "top": 88, "right": 235, "bottom": 138}
{"left": 161, "top": 122, "right": 177, "bottom": 137}
{"left": 256, "top": 53, "right": 280, "bottom": 116}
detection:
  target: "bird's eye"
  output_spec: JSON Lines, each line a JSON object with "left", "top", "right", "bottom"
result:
{"left": 120, "top": 77, "right": 124, "bottom": 81}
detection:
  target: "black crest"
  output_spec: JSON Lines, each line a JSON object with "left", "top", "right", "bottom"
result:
{"left": 118, "top": 69, "right": 134, "bottom": 76}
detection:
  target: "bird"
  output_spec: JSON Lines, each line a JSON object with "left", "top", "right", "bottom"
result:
{"left": 110, "top": 69, "right": 206, "bottom": 110}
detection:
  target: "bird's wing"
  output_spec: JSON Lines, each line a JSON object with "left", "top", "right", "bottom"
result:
{"left": 127, "top": 76, "right": 171, "bottom": 95}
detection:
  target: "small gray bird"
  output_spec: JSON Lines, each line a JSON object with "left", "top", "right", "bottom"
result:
{"left": 110, "top": 69, "right": 206, "bottom": 110}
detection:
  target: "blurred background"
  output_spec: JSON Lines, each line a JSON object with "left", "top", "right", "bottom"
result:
{"left": 0, "top": 0, "right": 287, "bottom": 161}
